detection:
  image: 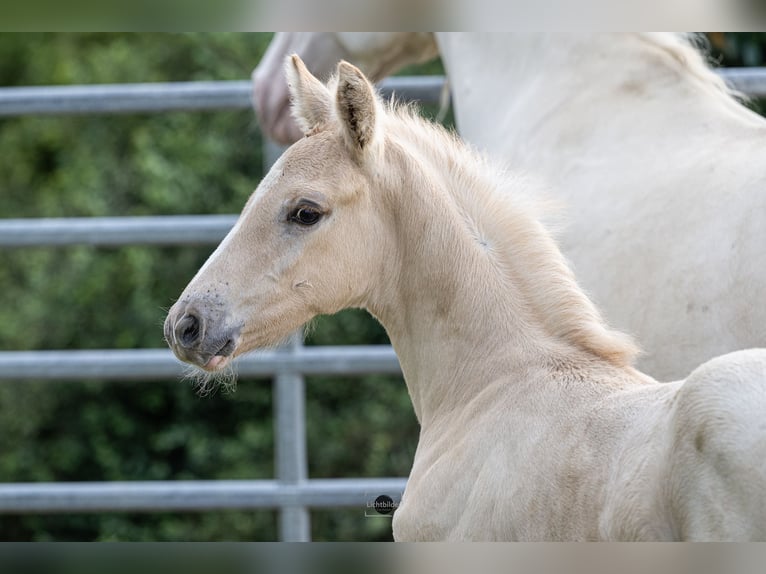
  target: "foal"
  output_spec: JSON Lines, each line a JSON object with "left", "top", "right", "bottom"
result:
{"left": 166, "top": 56, "right": 766, "bottom": 540}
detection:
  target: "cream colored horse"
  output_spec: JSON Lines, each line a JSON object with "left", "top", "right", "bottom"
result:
{"left": 253, "top": 33, "right": 766, "bottom": 381}
{"left": 167, "top": 57, "right": 766, "bottom": 540}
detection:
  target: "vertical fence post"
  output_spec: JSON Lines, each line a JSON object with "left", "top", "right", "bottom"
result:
{"left": 274, "top": 331, "right": 310, "bottom": 541}
{"left": 263, "top": 140, "right": 286, "bottom": 173}
{"left": 265, "top": 139, "right": 311, "bottom": 541}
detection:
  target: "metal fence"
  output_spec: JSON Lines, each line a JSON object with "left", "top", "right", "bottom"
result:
{"left": 0, "top": 67, "right": 764, "bottom": 541}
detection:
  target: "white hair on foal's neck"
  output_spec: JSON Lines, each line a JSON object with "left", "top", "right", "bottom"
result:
{"left": 381, "top": 103, "right": 640, "bottom": 367}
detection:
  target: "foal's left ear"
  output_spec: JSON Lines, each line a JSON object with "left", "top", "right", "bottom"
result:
{"left": 285, "top": 54, "right": 332, "bottom": 136}
{"left": 335, "top": 61, "right": 378, "bottom": 159}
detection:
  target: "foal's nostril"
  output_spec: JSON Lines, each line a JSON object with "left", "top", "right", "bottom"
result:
{"left": 176, "top": 313, "right": 202, "bottom": 348}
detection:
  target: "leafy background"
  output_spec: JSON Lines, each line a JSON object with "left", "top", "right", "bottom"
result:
{"left": 0, "top": 33, "right": 762, "bottom": 541}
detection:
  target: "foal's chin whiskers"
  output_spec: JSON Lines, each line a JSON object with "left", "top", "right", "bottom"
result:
{"left": 182, "top": 363, "right": 238, "bottom": 397}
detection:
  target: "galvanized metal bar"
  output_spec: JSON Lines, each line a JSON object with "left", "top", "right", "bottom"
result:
{"left": 264, "top": 140, "right": 287, "bottom": 171}
{"left": 0, "top": 215, "right": 237, "bottom": 247}
{"left": 274, "top": 332, "right": 310, "bottom": 541}
{"left": 0, "top": 81, "right": 253, "bottom": 116}
{"left": 718, "top": 67, "right": 766, "bottom": 97}
{"left": 262, "top": 140, "right": 312, "bottom": 541}
{"left": 0, "top": 478, "right": 407, "bottom": 514}
{"left": 380, "top": 75, "right": 447, "bottom": 102}
{"left": 0, "top": 70, "right": 763, "bottom": 118}
{"left": 0, "top": 347, "right": 401, "bottom": 381}
{"left": 0, "top": 76, "right": 445, "bottom": 117}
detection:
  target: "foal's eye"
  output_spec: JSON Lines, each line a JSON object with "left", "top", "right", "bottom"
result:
{"left": 289, "top": 205, "right": 323, "bottom": 226}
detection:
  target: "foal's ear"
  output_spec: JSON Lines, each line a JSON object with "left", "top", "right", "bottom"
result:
{"left": 335, "top": 61, "right": 378, "bottom": 159}
{"left": 285, "top": 54, "right": 332, "bottom": 136}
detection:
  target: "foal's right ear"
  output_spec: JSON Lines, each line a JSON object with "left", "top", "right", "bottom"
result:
{"left": 285, "top": 54, "right": 332, "bottom": 136}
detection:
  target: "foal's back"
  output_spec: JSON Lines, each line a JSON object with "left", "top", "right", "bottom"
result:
{"left": 669, "top": 350, "right": 766, "bottom": 539}
{"left": 396, "top": 349, "right": 766, "bottom": 541}
{"left": 600, "top": 349, "right": 766, "bottom": 540}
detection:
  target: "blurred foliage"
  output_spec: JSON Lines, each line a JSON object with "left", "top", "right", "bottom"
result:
{"left": 0, "top": 33, "right": 422, "bottom": 542}
{"left": 0, "top": 33, "right": 763, "bottom": 541}
{"left": 707, "top": 32, "right": 765, "bottom": 67}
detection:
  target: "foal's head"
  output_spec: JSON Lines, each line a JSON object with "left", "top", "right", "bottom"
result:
{"left": 165, "top": 56, "right": 390, "bottom": 371}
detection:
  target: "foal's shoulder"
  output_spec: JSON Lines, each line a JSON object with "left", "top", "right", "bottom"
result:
{"left": 673, "top": 349, "right": 766, "bottom": 451}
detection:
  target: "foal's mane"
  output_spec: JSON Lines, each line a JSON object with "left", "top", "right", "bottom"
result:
{"left": 379, "top": 104, "right": 639, "bottom": 367}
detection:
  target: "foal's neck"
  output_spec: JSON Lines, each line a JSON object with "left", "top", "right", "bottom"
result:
{"left": 370, "top": 177, "right": 537, "bottom": 423}
{"left": 367, "top": 122, "right": 636, "bottom": 423}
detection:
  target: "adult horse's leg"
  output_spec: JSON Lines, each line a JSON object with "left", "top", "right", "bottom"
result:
{"left": 252, "top": 32, "right": 438, "bottom": 144}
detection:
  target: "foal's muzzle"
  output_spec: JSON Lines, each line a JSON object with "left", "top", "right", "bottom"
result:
{"left": 164, "top": 303, "right": 240, "bottom": 371}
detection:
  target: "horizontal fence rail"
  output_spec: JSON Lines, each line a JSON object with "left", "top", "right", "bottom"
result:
{"left": 0, "top": 478, "right": 407, "bottom": 514}
{"left": 0, "top": 346, "right": 401, "bottom": 381}
{"left": 0, "top": 215, "right": 238, "bottom": 247}
{"left": 0, "top": 76, "right": 446, "bottom": 116}
{"left": 718, "top": 67, "right": 766, "bottom": 97}
{"left": 0, "top": 69, "right": 764, "bottom": 117}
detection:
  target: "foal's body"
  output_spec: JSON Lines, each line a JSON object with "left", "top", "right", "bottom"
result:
{"left": 167, "top": 57, "right": 766, "bottom": 540}
{"left": 401, "top": 351, "right": 766, "bottom": 540}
